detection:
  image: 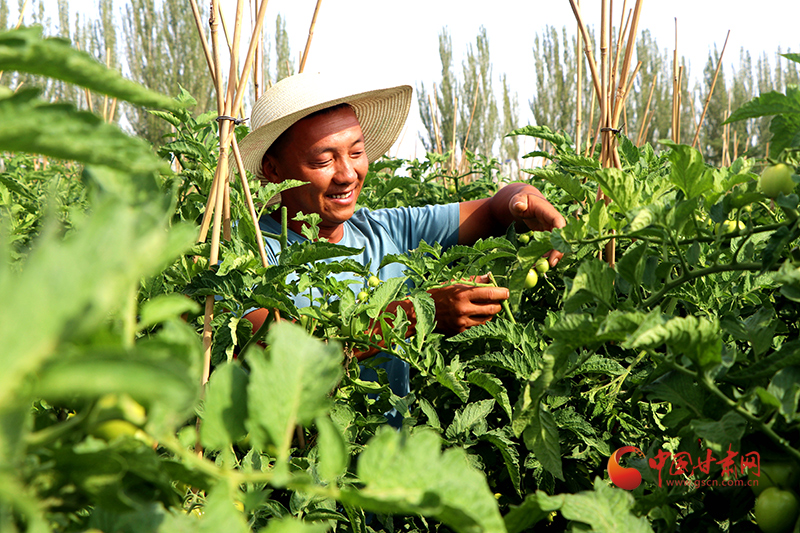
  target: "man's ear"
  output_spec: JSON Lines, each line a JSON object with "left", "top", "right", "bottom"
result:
{"left": 261, "top": 152, "right": 280, "bottom": 184}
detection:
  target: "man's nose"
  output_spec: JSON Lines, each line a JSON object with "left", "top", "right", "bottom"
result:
{"left": 333, "top": 157, "right": 358, "bottom": 182}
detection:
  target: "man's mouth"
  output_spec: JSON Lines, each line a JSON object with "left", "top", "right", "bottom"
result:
{"left": 328, "top": 191, "right": 353, "bottom": 200}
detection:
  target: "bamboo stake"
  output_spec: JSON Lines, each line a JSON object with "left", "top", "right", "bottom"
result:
{"left": 108, "top": 98, "right": 118, "bottom": 123}
{"left": 459, "top": 80, "right": 481, "bottom": 175}
{"left": 206, "top": 0, "right": 228, "bottom": 255}
{"left": 231, "top": 136, "right": 270, "bottom": 266}
{"left": 600, "top": 0, "right": 609, "bottom": 154}
{"left": 585, "top": 90, "right": 597, "bottom": 156}
{"left": 450, "top": 95, "right": 458, "bottom": 172}
{"left": 221, "top": 0, "right": 246, "bottom": 242}
{"left": 569, "top": 0, "right": 603, "bottom": 106}
{"left": 252, "top": 0, "right": 263, "bottom": 100}
{"left": 429, "top": 92, "right": 443, "bottom": 155}
{"left": 612, "top": 0, "right": 644, "bottom": 126}
{"left": 299, "top": 0, "right": 323, "bottom": 73}
{"left": 575, "top": 0, "right": 583, "bottom": 152}
{"left": 230, "top": 0, "right": 272, "bottom": 120}
{"left": 671, "top": 19, "right": 679, "bottom": 143}
{"left": 691, "top": 30, "right": 731, "bottom": 149}
{"left": 636, "top": 73, "right": 657, "bottom": 146}
{"left": 575, "top": 0, "right": 644, "bottom": 267}
{"left": 199, "top": 0, "right": 270, "bottom": 241}
{"left": 102, "top": 48, "right": 111, "bottom": 122}
{"left": 189, "top": 0, "right": 217, "bottom": 83}
{"left": 610, "top": 1, "right": 631, "bottom": 110}
{"left": 676, "top": 65, "right": 684, "bottom": 143}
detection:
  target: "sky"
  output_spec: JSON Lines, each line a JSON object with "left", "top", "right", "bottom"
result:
{"left": 16, "top": 0, "right": 800, "bottom": 159}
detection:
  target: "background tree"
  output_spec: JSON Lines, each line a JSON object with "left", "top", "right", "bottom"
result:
{"left": 122, "top": 0, "right": 214, "bottom": 146}
{"left": 458, "top": 26, "right": 499, "bottom": 158}
{"left": 417, "top": 26, "right": 516, "bottom": 169}
{"left": 530, "top": 25, "right": 586, "bottom": 138}
{"left": 500, "top": 73, "right": 520, "bottom": 171}
{"left": 418, "top": 28, "right": 457, "bottom": 155}
{"left": 274, "top": 14, "right": 294, "bottom": 82}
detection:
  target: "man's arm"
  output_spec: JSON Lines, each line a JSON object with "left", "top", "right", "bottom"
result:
{"left": 425, "top": 183, "right": 566, "bottom": 335}
{"left": 458, "top": 182, "right": 567, "bottom": 265}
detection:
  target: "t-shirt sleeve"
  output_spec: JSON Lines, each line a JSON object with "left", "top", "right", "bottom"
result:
{"left": 368, "top": 203, "right": 460, "bottom": 252}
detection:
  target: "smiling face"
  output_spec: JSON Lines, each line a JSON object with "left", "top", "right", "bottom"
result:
{"left": 262, "top": 105, "right": 368, "bottom": 243}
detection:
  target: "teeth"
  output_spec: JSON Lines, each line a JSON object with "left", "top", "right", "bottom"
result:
{"left": 329, "top": 192, "right": 351, "bottom": 199}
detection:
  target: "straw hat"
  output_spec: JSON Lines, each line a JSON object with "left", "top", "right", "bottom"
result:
{"left": 236, "top": 72, "right": 412, "bottom": 185}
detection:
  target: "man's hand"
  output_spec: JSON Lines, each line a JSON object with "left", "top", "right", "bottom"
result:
{"left": 509, "top": 188, "right": 567, "bottom": 266}
{"left": 428, "top": 274, "right": 509, "bottom": 336}
{"left": 459, "top": 183, "right": 567, "bottom": 266}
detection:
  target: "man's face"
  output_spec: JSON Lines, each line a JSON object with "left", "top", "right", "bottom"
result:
{"left": 262, "top": 106, "right": 368, "bottom": 239}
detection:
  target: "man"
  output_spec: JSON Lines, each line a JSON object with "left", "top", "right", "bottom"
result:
{"left": 237, "top": 73, "right": 565, "bottom": 418}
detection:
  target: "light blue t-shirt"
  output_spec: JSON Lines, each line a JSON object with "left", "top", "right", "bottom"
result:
{"left": 258, "top": 204, "right": 460, "bottom": 422}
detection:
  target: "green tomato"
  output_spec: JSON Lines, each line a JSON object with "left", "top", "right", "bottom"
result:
{"left": 715, "top": 219, "right": 745, "bottom": 235}
{"left": 524, "top": 269, "right": 539, "bottom": 289}
{"left": 91, "top": 419, "right": 140, "bottom": 441}
{"left": 448, "top": 184, "right": 457, "bottom": 194}
{"left": 535, "top": 257, "right": 550, "bottom": 274}
{"left": 95, "top": 393, "right": 146, "bottom": 426}
{"left": 754, "top": 487, "right": 799, "bottom": 533}
{"left": 367, "top": 275, "right": 381, "bottom": 288}
{"left": 760, "top": 163, "right": 795, "bottom": 198}
{"left": 357, "top": 290, "right": 369, "bottom": 302}
{"left": 517, "top": 233, "right": 530, "bottom": 244}
{"left": 749, "top": 463, "right": 800, "bottom": 496}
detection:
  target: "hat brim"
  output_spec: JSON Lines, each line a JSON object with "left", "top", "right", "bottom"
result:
{"left": 235, "top": 73, "right": 412, "bottom": 181}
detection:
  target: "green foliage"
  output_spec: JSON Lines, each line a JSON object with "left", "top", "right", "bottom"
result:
{"left": 0, "top": 26, "right": 180, "bottom": 112}
{"left": 121, "top": 0, "right": 214, "bottom": 145}
{"left": 5, "top": 23, "right": 800, "bottom": 533}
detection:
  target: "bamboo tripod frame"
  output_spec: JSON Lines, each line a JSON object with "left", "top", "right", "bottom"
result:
{"left": 570, "top": 0, "right": 644, "bottom": 267}
{"left": 187, "top": 0, "right": 323, "bottom": 456}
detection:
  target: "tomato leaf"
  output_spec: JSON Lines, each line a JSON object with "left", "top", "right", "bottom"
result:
{"left": 522, "top": 404, "right": 563, "bottom": 481}
{"left": 468, "top": 371, "right": 513, "bottom": 421}
{"left": 661, "top": 141, "right": 714, "bottom": 199}
{"left": 315, "top": 415, "right": 349, "bottom": 483}
{"left": 690, "top": 411, "right": 747, "bottom": 454}
{"left": 246, "top": 322, "right": 342, "bottom": 458}
{"left": 767, "top": 366, "right": 800, "bottom": 423}
{"left": 560, "top": 478, "right": 653, "bottom": 533}
{"left": 341, "top": 428, "right": 506, "bottom": 533}
{"left": 200, "top": 363, "right": 249, "bottom": 451}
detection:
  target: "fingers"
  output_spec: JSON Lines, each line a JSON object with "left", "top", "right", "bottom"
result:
{"left": 545, "top": 249, "right": 564, "bottom": 267}
{"left": 511, "top": 190, "right": 566, "bottom": 267}
{"left": 429, "top": 283, "right": 509, "bottom": 335}
{"left": 510, "top": 191, "right": 567, "bottom": 231}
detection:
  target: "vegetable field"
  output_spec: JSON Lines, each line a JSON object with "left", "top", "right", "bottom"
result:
{"left": 3, "top": 21, "right": 800, "bottom": 533}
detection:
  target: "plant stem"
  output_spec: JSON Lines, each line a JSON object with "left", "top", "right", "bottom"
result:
{"left": 682, "top": 367, "right": 800, "bottom": 464}
{"left": 487, "top": 271, "right": 516, "bottom": 323}
{"left": 641, "top": 261, "right": 764, "bottom": 308}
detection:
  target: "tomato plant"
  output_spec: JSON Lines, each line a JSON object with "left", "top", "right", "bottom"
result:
{"left": 5, "top": 25, "right": 800, "bottom": 533}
